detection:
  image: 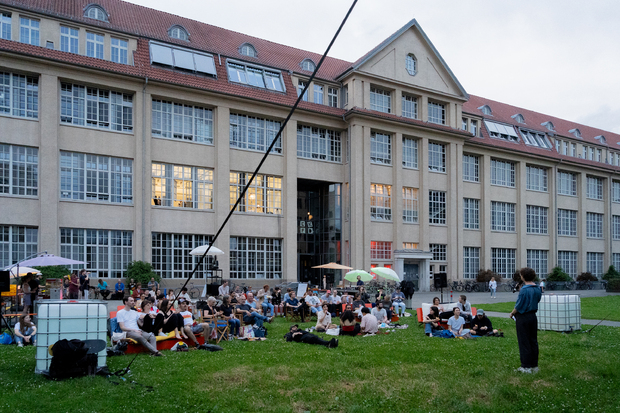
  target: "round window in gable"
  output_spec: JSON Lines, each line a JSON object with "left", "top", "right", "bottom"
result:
{"left": 300, "top": 58, "right": 316, "bottom": 72}
{"left": 406, "top": 54, "right": 417, "bottom": 76}
{"left": 169, "top": 25, "right": 189, "bottom": 41}
{"left": 239, "top": 43, "right": 257, "bottom": 58}
{"left": 84, "top": 4, "right": 109, "bottom": 22}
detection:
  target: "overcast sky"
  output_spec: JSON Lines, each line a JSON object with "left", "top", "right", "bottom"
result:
{"left": 128, "top": 0, "right": 620, "bottom": 134}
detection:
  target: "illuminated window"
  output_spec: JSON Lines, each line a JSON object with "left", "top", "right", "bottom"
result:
{"left": 152, "top": 163, "right": 213, "bottom": 209}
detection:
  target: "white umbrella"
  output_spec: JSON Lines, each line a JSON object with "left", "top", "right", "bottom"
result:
{"left": 19, "top": 254, "right": 84, "bottom": 267}
{"left": 189, "top": 244, "right": 225, "bottom": 256}
{"left": 371, "top": 267, "right": 401, "bottom": 282}
{"left": 4, "top": 266, "right": 41, "bottom": 277}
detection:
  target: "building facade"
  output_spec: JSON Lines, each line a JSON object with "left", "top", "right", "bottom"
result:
{"left": 2, "top": 0, "right": 619, "bottom": 290}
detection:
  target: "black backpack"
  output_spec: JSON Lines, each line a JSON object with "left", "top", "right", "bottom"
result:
{"left": 46, "top": 339, "right": 99, "bottom": 380}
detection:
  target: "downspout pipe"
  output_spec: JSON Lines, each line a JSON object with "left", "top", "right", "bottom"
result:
{"left": 142, "top": 77, "right": 149, "bottom": 260}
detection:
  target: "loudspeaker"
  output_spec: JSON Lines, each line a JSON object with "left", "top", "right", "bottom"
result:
{"left": 0, "top": 270, "right": 10, "bottom": 292}
{"left": 434, "top": 273, "right": 447, "bottom": 289}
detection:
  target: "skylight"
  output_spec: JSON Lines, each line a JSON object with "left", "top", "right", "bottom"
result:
{"left": 149, "top": 42, "right": 216, "bottom": 76}
{"left": 485, "top": 120, "right": 518, "bottom": 142}
{"left": 520, "top": 129, "right": 552, "bottom": 149}
{"left": 227, "top": 60, "right": 285, "bottom": 92}
{"left": 169, "top": 25, "right": 189, "bottom": 41}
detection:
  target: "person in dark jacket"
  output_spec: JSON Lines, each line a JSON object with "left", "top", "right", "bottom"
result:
{"left": 470, "top": 309, "right": 502, "bottom": 336}
{"left": 509, "top": 267, "right": 542, "bottom": 373}
{"left": 284, "top": 324, "right": 338, "bottom": 348}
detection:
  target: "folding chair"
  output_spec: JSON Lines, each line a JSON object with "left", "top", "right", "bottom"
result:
{"left": 215, "top": 318, "right": 230, "bottom": 344}
{"left": 285, "top": 305, "right": 302, "bottom": 322}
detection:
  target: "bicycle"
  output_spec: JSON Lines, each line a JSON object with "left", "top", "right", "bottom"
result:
{"left": 577, "top": 280, "right": 592, "bottom": 290}
{"left": 450, "top": 281, "right": 464, "bottom": 292}
{"left": 187, "top": 281, "right": 204, "bottom": 299}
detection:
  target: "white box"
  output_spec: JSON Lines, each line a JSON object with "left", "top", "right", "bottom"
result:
{"left": 537, "top": 295, "right": 581, "bottom": 332}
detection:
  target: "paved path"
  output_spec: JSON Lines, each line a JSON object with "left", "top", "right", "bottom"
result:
{"left": 483, "top": 311, "right": 620, "bottom": 328}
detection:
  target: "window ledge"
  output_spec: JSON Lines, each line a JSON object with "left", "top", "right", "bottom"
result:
{"left": 0, "top": 194, "right": 38, "bottom": 200}
{"left": 490, "top": 184, "right": 516, "bottom": 189}
{"left": 152, "top": 205, "right": 214, "bottom": 212}
{"left": 59, "top": 122, "right": 135, "bottom": 135}
{"left": 153, "top": 135, "right": 214, "bottom": 147}
{"left": 428, "top": 169, "right": 446, "bottom": 174}
{"left": 463, "top": 179, "right": 480, "bottom": 184}
{"left": 463, "top": 227, "right": 480, "bottom": 231}
{"left": 60, "top": 199, "right": 134, "bottom": 207}
{"left": 526, "top": 189, "right": 549, "bottom": 193}
{"left": 232, "top": 211, "right": 282, "bottom": 217}
{"left": 370, "top": 161, "right": 393, "bottom": 167}
{"left": 525, "top": 232, "right": 549, "bottom": 236}
{"left": 297, "top": 156, "right": 342, "bottom": 165}
{"left": 371, "top": 219, "right": 393, "bottom": 223}
{"left": 230, "top": 146, "right": 283, "bottom": 156}
{"left": 0, "top": 113, "right": 39, "bottom": 122}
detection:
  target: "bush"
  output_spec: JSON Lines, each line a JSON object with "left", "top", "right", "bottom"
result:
{"left": 33, "top": 265, "right": 71, "bottom": 283}
{"left": 576, "top": 272, "right": 598, "bottom": 282}
{"left": 476, "top": 269, "right": 498, "bottom": 283}
{"left": 603, "top": 265, "right": 620, "bottom": 281}
{"left": 547, "top": 266, "right": 572, "bottom": 282}
{"left": 126, "top": 261, "right": 159, "bottom": 286}
{"left": 606, "top": 279, "right": 620, "bottom": 292}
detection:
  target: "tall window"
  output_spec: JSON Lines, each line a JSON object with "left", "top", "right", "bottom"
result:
{"left": 297, "top": 125, "right": 341, "bottom": 162}
{"left": 60, "top": 26, "right": 79, "bottom": 53}
{"left": 370, "top": 132, "right": 391, "bottom": 165}
{"left": 402, "top": 94, "right": 417, "bottom": 119}
{"left": 152, "top": 233, "right": 215, "bottom": 279}
{"left": 1, "top": 12, "right": 11, "bottom": 40}
{"left": 428, "top": 101, "right": 445, "bottom": 124}
{"left": 463, "top": 198, "right": 479, "bottom": 229}
{"left": 1, "top": 71, "right": 39, "bottom": 118}
{"left": 19, "top": 17, "right": 39, "bottom": 46}
{"left": 152, "top": 163, "right": 213, "bottom": 209}
{"left": 229, "top": 113, "right": 281, "bottom": 153}
{"left": 492, "top": 248, "right": 516, "bottom": 278}
{"left": 313, "top": 84, "right": 323, "bottom": 104}
{"left": 527, "top": 250, "right": 548, "bottom": 277}
{"left": 463, "top": 154, "right": 479, "bottom": 182}
{"left": 111, "top": 38, "right": 128, "bottom": 64}
{"left": 491, "top": 159, "right": 516, "bottom": 187}
{"left": 428, "top": 142, "right": 446, "bottom": 173}
{"left": 526, "top": 166, "right": 548, "bottom": 192}
{"left": 328, "top": 87, "right": 338, "bottom": 108}
{"left": 470, "top": 120, "right": 478, "bottom": 136}
{"left": 429, "top": 190, "right": 446, "bottom": 225}
{"left": 406, "top": 54, "right": 417, "bottom": 75}
{"left": 60, "top": 83, "right": 133, "bottom": 131}
{"left": 463, "top": 247, "right": 480, "bottom": 279}
{"left": 370, "top": 184, "right": 392, "bottom": 221}
{"left": 557, "top": 209, "right": 577, "bottom": 236}
{"left": 402, "top": 137, "right": 418, "bottom": 169}
{"left": 614, "top": 253, "right": 620, "bottom": 270}
{"left": 558, "top": 251, "right": 577, "bottom": 278}
{"left": 586, "top": 176, "right": 604, "bottom": 200}
{"left": 430, "top": 244, "right": 447, "bottom": 261}
{"left": 152, "top": 99, "right": 213, "bottom": 144}
{"left": 613, "top": 181, "right": 620, "bottom": 203}
{"left": 297, "top": 80, "right": 308, "bottom": 101}
{"left": 586, "top": 252, "right": 604, "bottom": 278}
{"left": 86, "top": 32, "right": 104, "bottom": 59}
{"left": 0, "top": 144, "right": 38, "bottom": 196}
{"left": 230, "top": 172, "right": 282, "bottom": 215}
{"left": 491, "top": 201, "right": 515, "bottom": 232}
{"left": 0, "top": 226, "right": 38, "bottom": 268}
{"left": 370, "top": 87, "right": 391, "bottom": 113}
{"left": 557, "top": 171, "right": 577, "bottom": 196}
{"left": 60, "top": 228, "right": 132, "bottom": 277}
{"left": 402, "top": 187, "right": 418, "bottom": 223}
{"left": 60, "top": 152, "right": 132, "bottom": 203}
{"left": 370, "top": 241, "right": 392, "bottom": 260}
{"left": 586, "top": 212, "right": 603, "bottom": 238}
{"left": 612, "top": 215, "right": 620, "bottom": 240}
{"left": 526, "top": 205, "right": 548, "bottom": 234}
{"left": 230, "top": 237, "right": 282, "bottom": 279}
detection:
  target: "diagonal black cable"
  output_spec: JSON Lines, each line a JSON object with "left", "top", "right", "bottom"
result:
{"left": 172, "top": 0, "right": 359, "bottom": 307}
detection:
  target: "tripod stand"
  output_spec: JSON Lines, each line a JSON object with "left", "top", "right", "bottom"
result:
{"left": 0, "top": 297, "right": 14, "bottom": 338}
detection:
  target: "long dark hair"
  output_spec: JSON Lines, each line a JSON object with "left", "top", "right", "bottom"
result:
{"left": 18, "top": 314, "right": 33, "bottom": 334}
{"left": 159, "top": 299, "right": 171, "bottom": 314}
{"left": 428, "top": 306, "right": 439, "bottom": 319}
{"left": 340, "top": 309, "right": 355, "bottom": 322}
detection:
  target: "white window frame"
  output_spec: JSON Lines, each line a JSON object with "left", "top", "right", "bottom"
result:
{"left": 230, "top": 172, "right": 282, "bottom": 215}
{"left": 402, "top": 137, "right": 418, "bottom": 169}
{"left": 328, "top": 87, "right": 338, "bottom": 108}
{"left": 463, "top": 247, "right": 480, "bottom": 279}
{"left": 428, "top": 142, "right": 446, "bottom": 173}
{"left": 527, "top": 250, "right": 548, "bottom": 276}
{"left": 1, "top": 12, "right": 11, "bottom": 40}
{"left": 230, "top": 113, "right": 281, "bottom": 153}
{"left": 0, "top": 71, "right": 39, "bottom": 119}
{"left": 557, "top": 171, "right": 577, "bottom": 196}
{"left": 86, "top": 32, "right": 104, "bottom": 59}
{"left": 297, "top": 80, "right": 308, "bottom": 101}
{"left": 19, "top": 17, "right": 39, "bottom": 46}
{"left": 586, "top": 252, "right": 604, "bottom": 278}
{"left": 370, "top": 132, "right": 391, "bottom": 165}
{"left": 227, "top": 61, "right": 285, "bottom": 92}
{"left": 491, "top": 201, "right": 516, "bottom": 232}
{"left": 0, "top": 225, "right": 38, "bottom": 268}
{"left": 371, "top": 184, "right": 392, "bottom": 222}
{"left": 406, "top": 54, "right": 417, "bottom": 75}
{"left": 0, "top": 144, "right": 38, "bottom": 196}
{"left": 403, "top": 242, "right": 419, "bottom": 250}
{"left": 429, "top": 190, "right": 446, "bottom": 225}
{"left": 313, "top": 84, "right": 323, "bottom": 104}
{"left": 463, "top": 198, "right": 480, "bottom": 230}
{"left": 586, "top": 212, "right": 604, "bottom": 239}
{"left": 612, "top": 215, "right": 620, "bottom": 240}
{"left": 428, "top": 101, "right": 446, "bottom": 125}
{"left": 492, "top": 248, "right": 516, "bottom": 279}
{"left": 111, "top": 37, "right": 128, "bottom": 64}
{"left": 430, "top": 244, "right": 447, "bottom": 261}
{"left": 526, "top": 165, "right": 548, "bottom": 192}
{"left": 152, "top": 233, "right": 215, "bottom": 279}
{"left": 463, "top": 154, "right": 479, "bottom": 182}
{"left": 490, "top": 159, "right": 515, "bottom": 188}
{"left": 402, "top": 94, "right": 417, "bottom": 119}
{"left": 586, "top": 176, "right": 604, "bottom": 200}
{"left": 370, "top": 87, "right": 391, "bottom": 113}
{"left": 558, "top": 251, "right": 577, "bottom": 278}
{"left": 152, "top": 163, "right": 214, "bottom": 209}
{"left": 297, "top": 125, "right": 341, "bottom": 163}
{"left": 239, "top": 43, "right": 257, "bottom": 57}
{"left": 470, "top": 120, "right": 478, "bottom": 136}
{"left": 229, "top": 237, "right": 282, "bottom": 279}
{"left": 613, "top": 181, "right": 620, "bottom": 203}
{"left": 526, "top": 205, "right": 548, "bottom": 235}
{"left": 613, "top": 253, "right": 620, "bottom": 270}
{"left": 60, "top": 26, "right": 79, "bottom": 53}
{"left": 557, "top": 209, "right": 577, "bottom": 236}
{"left": 152, "top": 99, "right": 213, "bottom": 144}
{"left": 85, "top": 5, "right": 108, "bottom": 22}
{"left": 402, "top": 187, "right": 418, "bottom": 223}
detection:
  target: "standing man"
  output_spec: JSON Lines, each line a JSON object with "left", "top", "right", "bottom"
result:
{"left": 356, "top": 275, "right": 364, "bottom": 286}
{"left": 68, "top": 271, "right": 80, "bottom": 299}
{"left": 116, "top": 297, "right": 162, "bottom": 356}
{"left": 509, "top": 268, "right": 542, "bottom": 374}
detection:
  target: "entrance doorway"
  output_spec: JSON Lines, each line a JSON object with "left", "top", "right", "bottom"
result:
{"left": 403, "top": 262, "right": 419, "bottom": 289}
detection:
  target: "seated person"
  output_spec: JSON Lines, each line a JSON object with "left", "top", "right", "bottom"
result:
{"left": 328, "top": 290, "right": 341, "bottom": 315}
{"left": 139, "top": 299, "right": 165, "bottom": 335}
{"left": 166, "top": 289, "right": 175, "bottom": 301}
{"left": 375, "top": 288, "right": 388, "bottom": 307}
{"left": 178, "top": 287, "right": 191, "bottom": 302}
{"left": 457, "top": 295, "right": 473, "bottom": 322}
{"left": 131, "top": 287, "right": 142, "bottom": 300}
{"left": 339, "top": 304, "right": 361, "bottom": 336}
{"left": 97, "top": 279, "right": 110, "bottom": 300}
{"left": 358, "top": 286, "right": 370, "bottom": 304}
{"left": 219, "top": 295, "right": 241, "bottom": 338}
{"left": 391, "top": 288, "right": 406, "bottom": 316}
{"left": 116, "top": 297, "right": 162, "bottom": 356}
{"left": 202, "top": 296, "right": 221, "bottom": 327}
{"left": 320, "top": 290, "right": 331, "bottom": 305}
{"left": 159, "top": 299, "right": 185, "bottom": 339}
{"left": 432, "top": 297, "right": 445, "bottom": 313}
{"left": 423, "top": 306, "right": 444, "bottom": 336}
{"left": 352, "top": 294, "right": 366, "bottom": 317}
{"left": 112, "top": 278, "right": 125, "bottom": 300}
{"left": 470, "top": 309, "right": 501, "bottom": 336}
{"left": 272, "top": 287, "right": 283, "bottom": 315}
{"left": 14, "top": 314, "right": 37, "bottom": 347}
{"left": 341, "top": 291, "right": 352, "bottom": 305}
{"left": 218, "top": 281, "right": 229, "bottom": 297}
{"left": 284, "top": 324, "right": 338, "bottom": 348}
{"left": 236, "top": 295, "right": 272, "bottom": 327}
{"left": 360, "top": 307, "right": 378, "bottom": 335}
{"left": 447, "top": 307, "right": 472, "bottom": 338}
{"left": 316, "top": 304, "right": 337, "bottom": 332}
{"left": 305, "top": 291, "right": 322, "bottom": 315}
{"left": 257, "top": 285, "right": 275, "bottom": 317}
{"left": 135, "top": 292, "right": 147, "bottom": 310}
{"left": 371, "top": 302, "right": 388, "bottom": 324}
{"left": 284, "top": 291, "right": 306, "bottom": 322}
{"left": 178, "top": 298, "right": 212, "bottom": 348}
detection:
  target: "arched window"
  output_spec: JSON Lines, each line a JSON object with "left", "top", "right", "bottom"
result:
{"left": 406, "top": 54, "right": 417, "bottom": 76}
{"left": 84, "top": 4, "right": 108, "bottom": 22}
{"left": 300, "top": 59, "right": 315, "bottom": 72}
{"left": 168, "top": 25, "right": 189, "bottom": 41}
{"left": 478, "top": 105, "right": 492, "bottom": 116}
{"left": 239, "top": 43, "right": 257, "bottom": 57}
{"left": 512, "top": 113, "right": 525, "bottom": 124}
{"left": 541, "top": 121, "right": 555, "bottom": 131}
{"left": 569, "top": 128, "right": 582, "bottom": 139}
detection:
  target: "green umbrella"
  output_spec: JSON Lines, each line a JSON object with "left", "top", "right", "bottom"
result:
{"left": 371, "top": 267, "right": 401, "bottom": 282}
{"left": 344, "top": 270, "right": 373, "bottom": 283}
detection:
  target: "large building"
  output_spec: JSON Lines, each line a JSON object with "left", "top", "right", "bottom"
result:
{"left": 2, "top": 0, "right": 619, "bottom": 291}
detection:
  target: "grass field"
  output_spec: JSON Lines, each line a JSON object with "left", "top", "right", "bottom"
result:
{"left": 477, "top": 295, "right": 620, "bottom": 321}
{"left": 1, "top": 313, "right": 619, "bottom": 413}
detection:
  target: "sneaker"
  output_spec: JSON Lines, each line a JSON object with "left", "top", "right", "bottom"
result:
{"left": 18, "top": 343, "right": 23, "bottom": 348}
{"left": 332, "top": 339, "right": 338, "bottom": 348}
{"left": 158, "top": 332, "right": 168, "bottom": 337}
{"left": 531, "top": 367, "right": 539, "bottom": 374}
{"left": 152, "top": 351, "right": 163, "bottom": 357}
{"left": 516, "top": 367, "right": 532, "bottom": 373}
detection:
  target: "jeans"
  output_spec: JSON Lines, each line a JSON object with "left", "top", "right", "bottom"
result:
{"left": 262, "top": 303, "right": 275, "bottom": 317}
{"left": 309, "top": 306, "right": 320, "bottom": 314}
{"left": 16, "top": 328, "right": 36, "bottom": 345}
{"left": 228, "top": 318, "right": 241, "bottom": 336}
{"left": 244, "top": 312, "right": 269, "bottom": 328}
{"left": 490, "top": 288, "right": 496, "bottom": 298}
{"left": 393, "top": 302, "right": 406, "bottom": 315}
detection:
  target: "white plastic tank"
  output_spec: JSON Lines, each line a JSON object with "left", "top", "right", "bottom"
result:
{"left": 538, "top": 294, "right": 581, "bottom": 332}
{"left": 35, "top": 300, "right": 108, "bottom": 374}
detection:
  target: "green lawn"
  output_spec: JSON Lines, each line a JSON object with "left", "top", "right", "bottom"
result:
{"left": 477, "top": 295, "right": 620, "bottom": 321}
{"left": 1, "top": 314, "right": 619, "bottom": 412}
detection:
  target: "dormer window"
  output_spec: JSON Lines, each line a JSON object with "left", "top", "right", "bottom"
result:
{"left": 512, "top": 113, "right": 525, "bottom": 124}
{"left": 485, "top": 120, "right": 518, "bottom": 142}
{"left": 239, "top": 43, "right": 257, "bottom": 58}
{"left": 594, "top": 135, "right": 607, "bottom": 145}
{"left": 541, "top": 121, "right": 555, "bottom": 131}
{"left": 300, "top": 59, "right": 316, "bottom": 72}
{"left": 84, "top": 4, "right": 109, "bottom": 22}
{"left": 406, "top": 54, "right": 417, "bottom": 76}
{"left": 569, "top": 128, "right": 582, "bottom": 139}
{"left": 168, "top": 25, "right": 189, "bottom": 41}
{"left": 520, "top": 129, "right": 551, "bottom": 149}
{"left": 478, "top": 105, "right": 492, "bottom": 116}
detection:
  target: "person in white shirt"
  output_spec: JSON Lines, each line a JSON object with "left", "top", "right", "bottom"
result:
{"left": 447, "top": 307, "right": 472, "bottom": 338}
{"left": 178, "top": 287, "right": 191, "bottom": 302}
{"left": 178, "top": 299, "right": 211, "bottom": 348}
{"left": 328, "top": 290, "right": 341, "bottom": 315}
{"left": 371, "top": 302, "right": 388, "bottom": 324}
{"left": 489, "top": 277, "right": 497, "bottom": 298}
{"left": 116, "top": 297, "right": 162, "bottom": 356}
{"left": 360, "top": 307, "right": 378, "bottom": 335}
{"left": 218, "top": 281, "right": 229, "bottom": 297}
{"left": 316, "top": 304, "right": 337, "bottom": 332}
{"left": 305, "top": 291, "right": 321, "bottom": 315}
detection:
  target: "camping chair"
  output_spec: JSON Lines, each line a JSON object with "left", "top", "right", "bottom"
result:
{"left": 284, "top": 305, "right": 302, "bottom": 322}
{"left": 215, "top": 317, "right": 230, "bottom": 344}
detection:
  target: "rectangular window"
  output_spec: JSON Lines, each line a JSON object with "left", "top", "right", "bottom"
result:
{"left": 0, "top": 12, "right": 11, "bottom": 40}
{"left": 151, "top": 233, "right": 215, "bottom": 279}
{"left": 61, "top": 83, "right": 133, "bottom": 131}
{"left": 527, "top": 250, "right": 548, "bottom": 276}
{"left": 558, "top": 251, "right": 577, "bottom": 278}
{"left": 462, "top": 117, "right": 467, "bottom": 131}
{"left": 557, "top": 171, "right": 577, "bottom": 196}
{"left": 328, "top": 87, "right": 338, "bottom": 108}
{"left": 463, "top": 247, "right": 480, "bottom": 279}
{"left": 370, "top": 184, "right": 392, "bottom": 221}
{"left": 491, "top": 159, "right": 516, "bottom": 187}
{"left": 60, "top": 26, "right": 79, "bottom": 53}
{"left": 403, "top": 242, "right": 419, "bottom": 249}
{"left": 613, "top": 215, "right": 620, "bottom": 240}
{"left": 296, "top": 125, "right": 341, "bottom": 162}
{"left": 402, "top": 94, "right": 417, "bottom": 119}
{"left": 586, "top": 212, "right": 604, "bottom": 238}
{"left": 428, "top": 101, "right": 446, "bottom": 124}
{"left": 60, "top": 228, "right": 132, "bottom": 278}
{"left": 571, "top": 143, "right": 576, "bottom": 157}
{"left": 0, "top": 144, "right": 38, "bottom": 196}
{"left": 0, "top": 225, "right": 38, "bottom": 268}
{"left": 152, "top": 163, "right": 213, "bottom": 209}
{"left": 370, "top": 241, "right": 392, "bottom": 260}
{"left": 0, "top": 71, "right": 39, "bottom": 118}
{"left": 526, "top": 165, "right": 548, "bottom": 192}
{"left": 430, "top": 244, "right": 447, "bottom": 261}
{"left": 526, "top": 205, "right": 548, "bottom": 234}
{"left": 370, "top": 87, "right": 391, "bottom": 113}
{"left": 230, "top": 237, "right": 282, "bottom": 279}
{"left": 463, "top": 198, "right": 480, "bottom": 229}
{"left": 152, "top": 99, "right": 213, "bottom": 144}
{"left": 429, "top": 190, "right": 446, "bottom": 225}
{"left": 230, "top": 172, "right": 282, "bottom": 215}
{"left": 111, "top": 38, "right": 128, "bottom": 64}
{"left": 402, "top": 187, "right": 418, "bottom": 223}
{"left": 402, "top": 137, "right": 418, "bottom": 169}
{"left": 60, "top": 152, "right": 132, "bottom": 203}
{"left": 428, "top": 142, "right": 446, "bottom": 173}
{"left": 586, "top": 176, "right": 604, "bottom": 200}
{"left": 19, "top": 17, "right": 39, "bottom": 46}
{"left": 229, "top": 112, "right": 281, "bottom": 153}
{"left": 491, "top": 201, "right": 516, "bottom": 232}
{"left": 313, "top": 84, "right": 323, "bottom": 104}
{"left": 492, "top": 248, "right": 516, "bottom": 278}
{"left": 520, "top": 129, "right": 551, "bottom": 148}
{"left": 463, "top": 154, "right": 479, "bottom": 182}
{"left": 613, "top": 181, "right": 620, "bottom": 202}
{"left": 226, "top": 61, "right": 284, "bottom": 91}
{"left": 297, "top": 80, "right": 308, "bottom": 101}
{"left": 586, "top": 252, "right": 604, "bottom": 278}
{"left": 613, "top": 253, "right": 620, "bottom": 270}
{"left": 370, "top": 132, "right": 391, "bottom": 165}
{"left": 470, "top": 120, "right": 478, "bottom": 136}
{"left": 86, "top": 32, "right": 104, "bottom": 59}
{"left": 557, "top": 209, "right": 577, "bottom": 236}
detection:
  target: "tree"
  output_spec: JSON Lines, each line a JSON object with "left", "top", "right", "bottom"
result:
{"left": 546, "top": 266, "right": 572, "bottom": 282}
{"left": 602, "top": 265, "right": 620, "bottom": 281}
{"left": 32, "top": 265, "right": 71, "bottom": 283}
{"left": 126, "top": 261, "right": 159, "bottom": 286}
